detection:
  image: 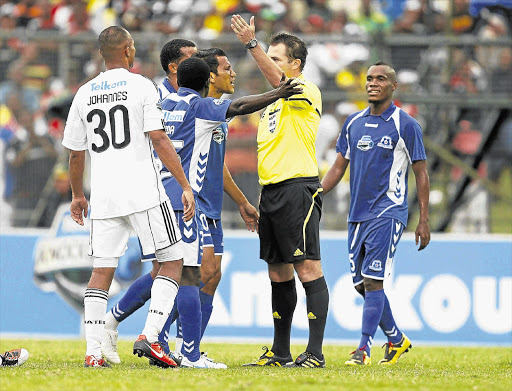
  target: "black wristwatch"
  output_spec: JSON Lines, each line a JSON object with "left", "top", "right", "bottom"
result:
{"left": 245, "top": 39, "right": 258, "bottom": 49}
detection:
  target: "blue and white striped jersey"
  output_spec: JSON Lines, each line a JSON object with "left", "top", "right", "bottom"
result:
{"left": 157, "top": 87, "right": 231, "bottom": 210}
{"left": 336, "top": 102, "right": 426, "bottom": 226}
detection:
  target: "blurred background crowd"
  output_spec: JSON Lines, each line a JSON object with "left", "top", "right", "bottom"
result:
{"left": 0, "top": 0, "right": 511, "bottom": 233}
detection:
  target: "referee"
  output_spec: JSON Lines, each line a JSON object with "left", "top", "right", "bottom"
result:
{"left": 232, "top": 15, "right": 328, "bottom": 368}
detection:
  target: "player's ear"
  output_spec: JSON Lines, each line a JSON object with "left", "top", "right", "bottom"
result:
{"left": 210, "top": 72, "right": 215, "bottom": 84}
{"left": 392, "top": 80, "right": 397, "bottom": 91}
{"left": 168, "top": 62, "right": 177, "bottom": 74}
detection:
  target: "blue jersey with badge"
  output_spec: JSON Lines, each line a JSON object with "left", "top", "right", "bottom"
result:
{"left": 158, "top": 87, "right": 231, "bottom": 210}
{"left": 198, "top": 122, "right": 228, "bottom": 219}
{"left": 336, "top": 102, "right": 426, "bottom": 226}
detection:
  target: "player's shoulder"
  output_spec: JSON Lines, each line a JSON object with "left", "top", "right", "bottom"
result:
{"left": 131, "top": 73, "right": 159, "bottom": 91}
{"left": 345, "top": 107, "right": 368, "bottom": 127}
{"left": 397, "top": 107, "right": 421, "bottom": 130}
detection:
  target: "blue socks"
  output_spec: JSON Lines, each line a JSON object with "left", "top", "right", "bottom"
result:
{"left": 379, "top": 295, "right": 403, "bottom": 344}
{"left": 175, "top": 285, "right": 201, "bottom": 362}
{"left": 199, "top": 290, "right": 214, "bottom": 339}
{"left": 359, "top": 289, "right": 385, "bottom": 357}
{"left": 110, "top": 272, "right": 153, "bottom": 322}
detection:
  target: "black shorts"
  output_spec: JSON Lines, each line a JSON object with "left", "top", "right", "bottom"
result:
{"left": 259, "top": 176, "right": 323, "bottom": 264}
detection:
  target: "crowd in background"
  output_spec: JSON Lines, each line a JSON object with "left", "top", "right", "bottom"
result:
{"left": 0, "top": 0, "right": 511, "bottom": 231}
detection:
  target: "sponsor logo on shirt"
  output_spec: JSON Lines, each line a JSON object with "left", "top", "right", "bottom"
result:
{"left": 90, "top": 80, "right": 127, "bottom": 91}
{"left": 357, "top": 135, "right": 374, "bottom": 151}
{"left": 364, "top": 122, "right": 378, "bottom": 128}
{"left": 369, "top": 260, "right": 382, "bottom": 272}
{"left": 213, "top": 99, "right": 224, "bottom": 105}
{"left": 163, "top": 110, "right": 186, "bottom": 122}
{"left": 213, "top": 127, "right": 225, "bottom": 144}
{"left": 377, "top": 135, "right": 393, "bottom": 149}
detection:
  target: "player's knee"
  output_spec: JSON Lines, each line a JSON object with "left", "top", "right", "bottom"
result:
{"left": 363, "top": 277, "right": 383, "bottom": 292}
{"left": 354, "top": 283, "right": 365, "bottom": 297}
{"left": 181, "top": 266, "right": 201, "bottom": 286}
{"left": 149, "top": 260, "right": 161, "bottom": 279}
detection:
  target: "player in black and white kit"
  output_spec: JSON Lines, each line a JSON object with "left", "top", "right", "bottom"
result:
{"left": 62, "top": 26, "right": 195, "bottom": 368}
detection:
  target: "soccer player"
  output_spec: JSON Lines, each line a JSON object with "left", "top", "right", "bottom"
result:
{"left": 63, "top": 26, "right": 195, "bottom": 368}
{"left": 154, "top": 56, "right": 301, "bottom": 368}
{"left": 160, "top": 48, "right": 260, "bottom": 357}
{"left": 100, "top": 38, "right": 197, "bottom": 365}
{"left": 321, "top": 61, "right": 431, "bottom": 365}
{"left": 231, "top": 15, "right": 329, "bottom": 368}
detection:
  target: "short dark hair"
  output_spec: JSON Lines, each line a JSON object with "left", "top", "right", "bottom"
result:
{"left": 371, "top": 60, "right": 397, "bottom": 82}
{"left": 98, "top": 26, "right": 131, "bottom": 60}
{"left": 268, "top": 32, "right": 308, "bottom": 71}
{"left": 160, "top": 39, "right": 196, "bottom": 74}
{"left": 194, "top": 48, "right": 227, "bottom": 75}
{"left": 177, "top": 57, "right": 210, "bottom": 91}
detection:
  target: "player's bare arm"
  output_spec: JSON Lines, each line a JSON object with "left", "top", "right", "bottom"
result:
{"left": 412, "top": 159, "right": 430, "bottom": 251}
{"left": 226, "top": 75, "right": 302, "bottom": 118}
{"left": 149, "top": 129, "right": 195, "bottom": 221}
{"left": 68, "top": 149, "right": 88, "bottom": 226}
{"left": 321, "top": 153, "right": 350, "bottom": 195}
{"left": 231, "top": 14, "right": 285, "bottom": 88}
{"left": 223, "top": 163, "right": 259, "bottom": 233}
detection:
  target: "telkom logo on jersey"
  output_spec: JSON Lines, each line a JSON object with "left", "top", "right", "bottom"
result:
{"left": 357, "top": 135, "right": 374, "bottom": 151}
{"left": 163, "top": 110, "right": 186, "bottom": 122}
{"left": 91, "top": 80, "right": 127, "bottom": 91}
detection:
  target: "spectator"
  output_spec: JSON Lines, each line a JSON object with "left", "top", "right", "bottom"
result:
{"left": 351, "top": 0, "right": 391, "bottom": 35}
{"left": 0, "top": 63, "right": 41, "bottom": 112}
{"left": 451, "top": 0, "right": 474, "bottom": 34}
{"left": 37, "top": 166, "right": 72, "bottom": 227}
{"left": 490, "top": 47, "right": 512, "bottom": 94}
{"left": 4, "top": 110, "right": 57, "bottom": 227}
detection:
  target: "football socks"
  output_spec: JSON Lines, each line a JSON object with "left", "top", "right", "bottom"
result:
{"left": 110, "top": 272, "right": 153, "bottom": 322}
{"left": 84, "top": 288, "right": 109, "bottom": 357}
{"left": 176, "top": 285, "right": 201, "bottom": 362}
{"left": 303, "top": 276, "right": 329, "bottom": 359}
{"left": 141, "top": 276, "right": 179, "bottom": 342}
{"left": 199, "top": 289, "right": 214, "bottom": 339}
{"left": 270, "top": 278, "right": 297, "bottom": 358}
{"left": 359, "top": 289, "right": 386, "bottom": 356}
{"left": 379, "top": 295, "right": 403, "bottom": 344}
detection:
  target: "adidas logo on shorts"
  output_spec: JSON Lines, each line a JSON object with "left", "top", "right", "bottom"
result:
{"left": 293, "top": 249, "right": 304, "bottom": 256}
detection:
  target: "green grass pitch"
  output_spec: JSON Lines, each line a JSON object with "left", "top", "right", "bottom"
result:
{"left": 1, "top": 339, "right": 511, "bottom": 391}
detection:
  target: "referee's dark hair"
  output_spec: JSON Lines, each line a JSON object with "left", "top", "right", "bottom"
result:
{"left": 194, "top": 48, "right": 227, "bottom": 75}
{"left": 269, "top": 32, "right": 308, "bottom": 71}
{"left": 177, "top": 57, "right": 210, "bottom": 92}
{"left": 160, "top": 39, "right": 196, "bottom": 74}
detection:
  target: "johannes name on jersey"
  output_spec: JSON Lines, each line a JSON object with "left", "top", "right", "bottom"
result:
{"left": 88, "top": 79, "right": 128, "bottom": 106}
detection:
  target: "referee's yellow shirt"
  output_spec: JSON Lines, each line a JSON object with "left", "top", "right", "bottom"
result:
{"left": 257, "top": 74, "right": 322, "bottom": 185}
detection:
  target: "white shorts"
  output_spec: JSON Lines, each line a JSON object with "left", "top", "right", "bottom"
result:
{"left": 89, "top": 200, "right": 183, "bottom": 261}
{"left": 175, "top": 211, "right": 201, "bottom": 267}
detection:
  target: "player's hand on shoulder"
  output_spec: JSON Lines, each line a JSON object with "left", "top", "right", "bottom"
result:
{"left": 415, "top": 220, "right": 430, "bottom": 251}
{"left": 181, "top": 188, "right": 195, "bottom": 222}
{"left": 70, "top": 196, "right": 88, "bottom": 226}
{"left": 276, "top": 73, "right": 303, "bottom": 98}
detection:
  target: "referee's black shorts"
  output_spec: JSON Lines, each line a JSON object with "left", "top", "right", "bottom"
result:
{"left": 259, "top": 176, "right": 323, "bottom": 264}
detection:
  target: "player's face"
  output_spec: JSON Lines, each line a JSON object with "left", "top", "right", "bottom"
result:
{"left": 213, "top": 56, "right": 236, "bottom": 94}
{"left": 366, "top": 65, "right": 396, "bottom": 104}
{"left": 268, "top": 43, "right": 298, "bottom": 78}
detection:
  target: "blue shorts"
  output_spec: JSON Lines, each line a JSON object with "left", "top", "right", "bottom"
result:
{"left": 348, "top": 218, "right": 404, "bottom": 285}
{"left": 198, "top": 210, "right": 223, "bottom": 255}
{"left": 140, "top": 210, "right": 201, "bottom": 266}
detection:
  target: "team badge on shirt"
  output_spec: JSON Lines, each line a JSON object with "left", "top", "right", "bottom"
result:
{"left": 357, "top": 135, "right": 374, "bottom": 151}
{"left": 377, "top": 136, "right": 393, "bottom": 149}
{"left": 212, "top": 127, "right": 225, "bottom": 144}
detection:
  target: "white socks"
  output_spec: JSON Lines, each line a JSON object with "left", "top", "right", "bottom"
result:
{"left": 84, "top": 288, "right": 109, "bottom": 357}
{"left": 141, "top": 276, "right": 179, "bottom": 342}
{"left": 104, "top": 310, "right": 119, "bottom": 331}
